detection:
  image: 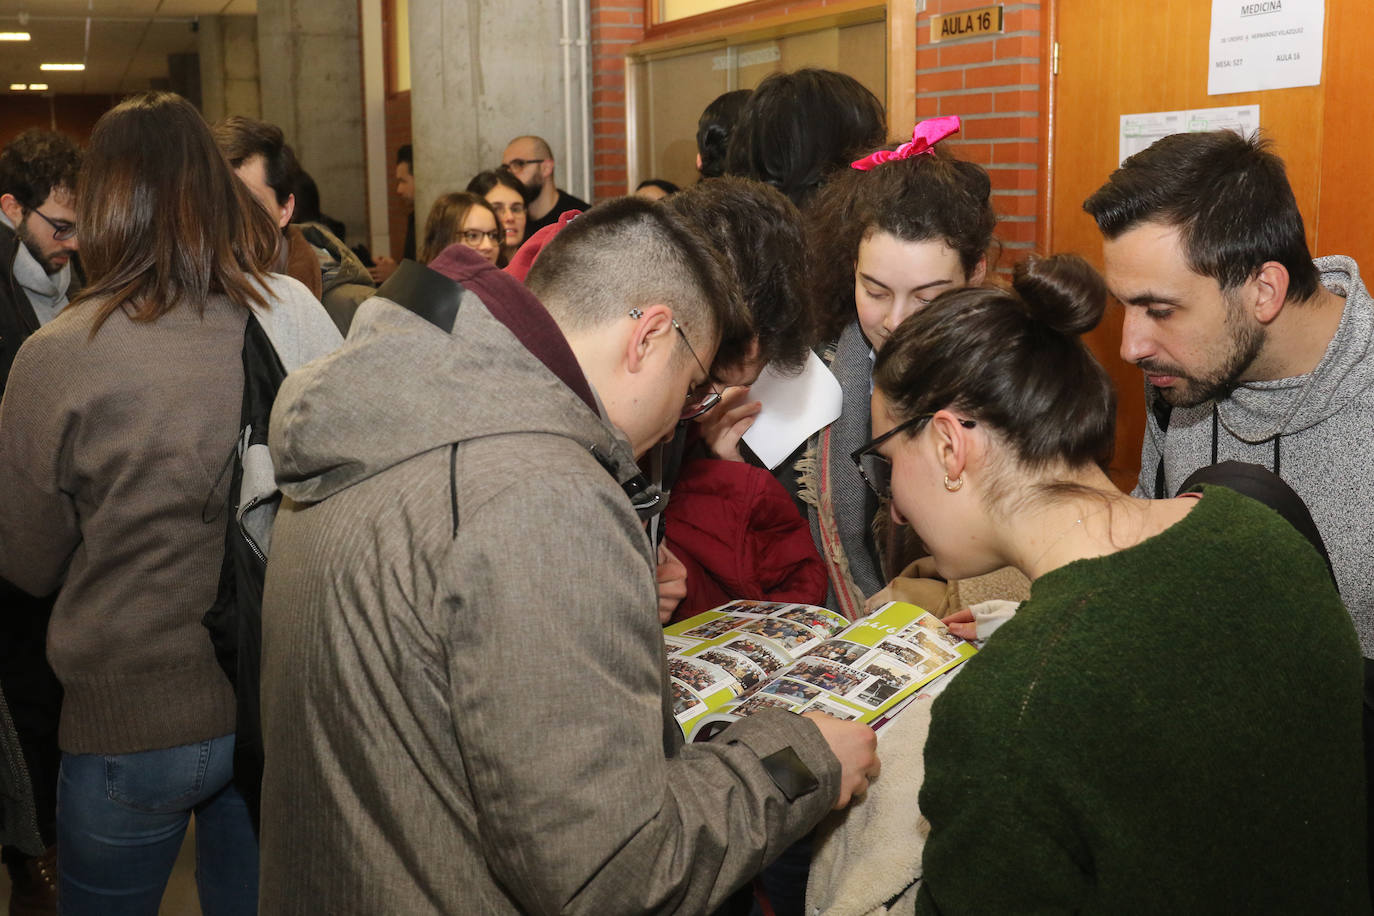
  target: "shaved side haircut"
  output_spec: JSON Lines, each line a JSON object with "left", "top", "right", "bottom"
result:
{"left": 525, "top": 197, "right": 746, "bottom": 357}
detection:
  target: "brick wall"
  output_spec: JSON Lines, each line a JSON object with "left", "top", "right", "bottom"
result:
{"left": 591, "top": 2, "right": 646, "bottom": 201}
{"left": 914, "top": 0, "right": 1043, "bottom": 275}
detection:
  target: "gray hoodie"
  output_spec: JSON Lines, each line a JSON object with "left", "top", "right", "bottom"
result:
{"left": 258, "top": 248, "right": 840, "bottom": 915}
{"left": 1137, "top": 255, "right": 1374, "bottom": 653}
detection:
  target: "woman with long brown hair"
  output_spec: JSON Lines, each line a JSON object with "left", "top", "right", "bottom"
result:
{"left": 418, "top": 191, "right": 502, "bottom": 265}
{"left": 0, "top": 91, "right": 340, "bottom": 913}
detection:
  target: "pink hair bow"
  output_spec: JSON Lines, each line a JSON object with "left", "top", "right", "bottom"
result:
{"left": 850, "top": 115, "right": 962, "bottom": 171}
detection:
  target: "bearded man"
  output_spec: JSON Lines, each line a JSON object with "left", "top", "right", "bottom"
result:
{"left": 1085, "top": 129, "right": 1374, "bottom": 653}
{"left": 0, "top": 126, "right": 82, "bottom": 915}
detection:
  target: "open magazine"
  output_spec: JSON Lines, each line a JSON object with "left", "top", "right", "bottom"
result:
{"left": 663, "top": 599, "right": 977, "bottom": 742}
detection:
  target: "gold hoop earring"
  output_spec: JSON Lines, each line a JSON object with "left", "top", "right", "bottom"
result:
{"left": 943, "top": 474, "right": 963, "bottom": 492}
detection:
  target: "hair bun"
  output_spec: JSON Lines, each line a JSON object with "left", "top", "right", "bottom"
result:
{"left": 1011, "top": 253, "right": 1107, "bottom": 337}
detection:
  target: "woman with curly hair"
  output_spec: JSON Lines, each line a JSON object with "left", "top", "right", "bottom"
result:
{"left": 793, "top": 118, "right": 998, "bottom": 618}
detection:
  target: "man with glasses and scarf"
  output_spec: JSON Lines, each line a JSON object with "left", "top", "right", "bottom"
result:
{"left": 0, "top": 130, "right": 81, "bottom": 392}
{"left": 0, "top": 127, "right": 81, "bottom": 916}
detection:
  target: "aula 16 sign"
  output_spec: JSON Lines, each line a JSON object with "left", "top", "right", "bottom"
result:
{"left": 930, "top": 5, "right": 1005, "bottom": 43}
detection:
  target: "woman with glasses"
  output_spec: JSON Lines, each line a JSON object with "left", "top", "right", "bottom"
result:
{"left": 466, "top": 167, "right": 528, "bottom": 266}
{"left": 0, "top": 90, "right": 341, "bottom": 914}
{"left": 868, "top": 253, "right": 1368, "bottom": 912}
{"left": 419, "top": 191, "right": 502, "bottom": 266}
{"left": 789, "top": 120, "right": 999, "bottom": 620}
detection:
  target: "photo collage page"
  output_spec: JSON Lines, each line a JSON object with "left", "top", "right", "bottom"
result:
{"left": 662, "top": 600, "right": 977, "bottom": 741}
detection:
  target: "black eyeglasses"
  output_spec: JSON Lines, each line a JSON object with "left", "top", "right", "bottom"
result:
{"left": 671, "top": 320, "right": 723, "bottom": 419}
{"left": 31, "top": 208, "right": 77, "bottom": 242}
{"left": 504, "top": 158, "right": 545, "bottom": 170}
{"left": 461, "top": 229, "right": 502, "bottom": 246}
{"left": 850, "top": 413, "right": 977, "bottom": 499}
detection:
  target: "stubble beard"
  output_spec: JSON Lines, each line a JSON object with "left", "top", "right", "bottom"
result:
{"left": 15, "top": 219, "right": 66, "bottom": 276}
{"left": 1148, "top": 295, "right": 1266, "bottom": 409}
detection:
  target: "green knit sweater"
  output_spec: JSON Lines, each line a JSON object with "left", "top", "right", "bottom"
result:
{"left": 916, "top": 486, "right": 1370, "bottom": 914}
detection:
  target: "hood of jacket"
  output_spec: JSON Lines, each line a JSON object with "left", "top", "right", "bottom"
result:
{"left": 1218, "top": 255, "right": 1374, "bottom": 443}
{"left": 298, "top": 221, "right": 375, "bottom": 293}
{"left": 269, "top": 244, "right": 640, "bottom": 505}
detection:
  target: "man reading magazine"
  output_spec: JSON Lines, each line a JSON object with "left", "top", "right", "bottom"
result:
{"left": 255, "top": 200, "right": 879, "bottom": 914}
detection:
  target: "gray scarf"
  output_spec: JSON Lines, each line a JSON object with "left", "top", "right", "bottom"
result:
{"left": 1, "top": 210, "right": 71, "bottom": 325}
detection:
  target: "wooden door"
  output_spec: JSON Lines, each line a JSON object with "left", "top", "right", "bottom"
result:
{"left": 1046, "top": 0, "right": 1369, "bottom": 492}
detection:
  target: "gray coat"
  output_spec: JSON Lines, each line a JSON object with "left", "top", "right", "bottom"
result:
{"left": 258, "top": 253, "right": 841, "bottom": 914}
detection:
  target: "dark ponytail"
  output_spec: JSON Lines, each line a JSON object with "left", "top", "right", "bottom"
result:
{"left": 873, "top": 253, "right": 1116, "bottom": 473}
{"left": 696, "top": 90, "right": 751, "bottom": 180}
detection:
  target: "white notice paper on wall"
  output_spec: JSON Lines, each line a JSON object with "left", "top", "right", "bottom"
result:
{"left": 740, "top": 351, "right": 843, "bottom": 470}
{"left": 1119, "top": 105, "right": 1260, "bottom": 165}
{"left": 1208, "top": 0, "right": 1324, "bottom": 95}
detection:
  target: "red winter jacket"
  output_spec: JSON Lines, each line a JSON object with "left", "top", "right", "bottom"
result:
{"left": 664, "top": 457, "right": 828, "bottom": 623}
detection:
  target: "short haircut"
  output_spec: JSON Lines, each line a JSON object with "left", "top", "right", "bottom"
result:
{"left": 635, "top": 178, "right": 680, "bottom": 197}
{"left": 0, "top": 129, "right": 82, "bottom": 210}
{"left": 397, "top": 143, "right": 413, "bottom": 169}
{"left": 1083, "top": 130, "right": 1319, "bottom": 303}
{"left": 291, "top": 169, "right": 323, "bottom": 223}
{"left": 419, "top": 191, "right": 497, "bottom": 263}
{"left": 525, "top": 197, "right": 746, "bottom": 358}
{"left": 696, "top": 90, "right": 751, "bottom": 180}
{"left": 666, "top": 177, "right": 815, "bottom": 374}
{"left": 875, "top": 254, "right": 1116, "bottom": 478}
{"left": 726, "top": 68, "right": 886, "bottom": 209}
{"left": 809, "top": 148, "right": 997, "bottom": 342}
{"left": 213, "top": 115, "right": 300, "bottom": 206}
{"left": 508, "top": 135, "right": 553, "bottom": 160}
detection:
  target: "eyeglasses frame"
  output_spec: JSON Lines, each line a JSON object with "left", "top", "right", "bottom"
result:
{"left": 30, "top": 207, "right": 77, "bottom": 242}
{"left": 670, "top": 319, "right": 723, "bottom": 419}
{"left": 850, "top": 413, "right": 977, "bottom": 498}
{"left": 504, "top": 158, "right": 546, "bottom": 170}
{"left": 461, "top": 228, "right": 503, "bottom": 246}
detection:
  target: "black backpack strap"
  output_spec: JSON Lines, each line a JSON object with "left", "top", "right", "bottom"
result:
{"left": 1150, "top": 388, "right": 1173, "bottom": 500}
{"left": 376, "top": 259, "right": 468, "bottom": 333}
{"left": 1176, "top": 461, "right": 1336, "bottom": 586}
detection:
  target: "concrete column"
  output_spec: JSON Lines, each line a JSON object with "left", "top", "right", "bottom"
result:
{"left": 198, "top": 16, "right": 261, "bottom": 124}
{"left": 257, "top": 0, "right": 367, "bottom": 244}
{"left": 407, "top": 0, "right": 587, "bottom": 225}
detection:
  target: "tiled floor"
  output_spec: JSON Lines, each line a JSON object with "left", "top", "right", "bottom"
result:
{"left": 2, "top": 822, "right": 202, "bottom": 914}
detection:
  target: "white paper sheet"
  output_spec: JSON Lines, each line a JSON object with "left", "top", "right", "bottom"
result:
{"left": 1208, "top": 0, "right": 1324, "bottom": 95}
{"left": 1119, "top": 105, "right": 1259, "bottom": 165}
{"left": 740, "top": 350, "right": 843, "bottom": 470}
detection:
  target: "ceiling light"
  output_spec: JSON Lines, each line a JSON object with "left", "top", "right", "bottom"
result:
{"left": 0, "top": 32, "right": 31, "bottom": 41}
{"left": 9, "top": 83, "right": 27, "bottom": 90}
{"left": 28, "top": 83, "right": 47, "bottom": 91}
{"left": 40, "top": 63, "right": 85, "bottom": 71}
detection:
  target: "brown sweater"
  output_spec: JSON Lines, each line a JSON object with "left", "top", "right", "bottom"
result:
{"left": 0, "top": 276, "right": 341, "bottom": 754}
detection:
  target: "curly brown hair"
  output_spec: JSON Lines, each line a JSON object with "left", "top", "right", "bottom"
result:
{"left": 0, "top": 129, "right": 82, "bottom": 210}
{"left": 808, "top": 149, "right": 997, "bottom": 343}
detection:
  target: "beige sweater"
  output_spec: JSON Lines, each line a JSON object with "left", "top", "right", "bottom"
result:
{"left": 0, "top": 274, "right": 339, "bottom": 754}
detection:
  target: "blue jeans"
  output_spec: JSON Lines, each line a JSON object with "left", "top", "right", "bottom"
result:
{"left": 57, "top": 734, "right": 258, "bottom": 916}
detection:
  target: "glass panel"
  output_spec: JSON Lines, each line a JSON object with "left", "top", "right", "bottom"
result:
{"left": 634, "top": 18, "right": 886, "bottom": 191}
